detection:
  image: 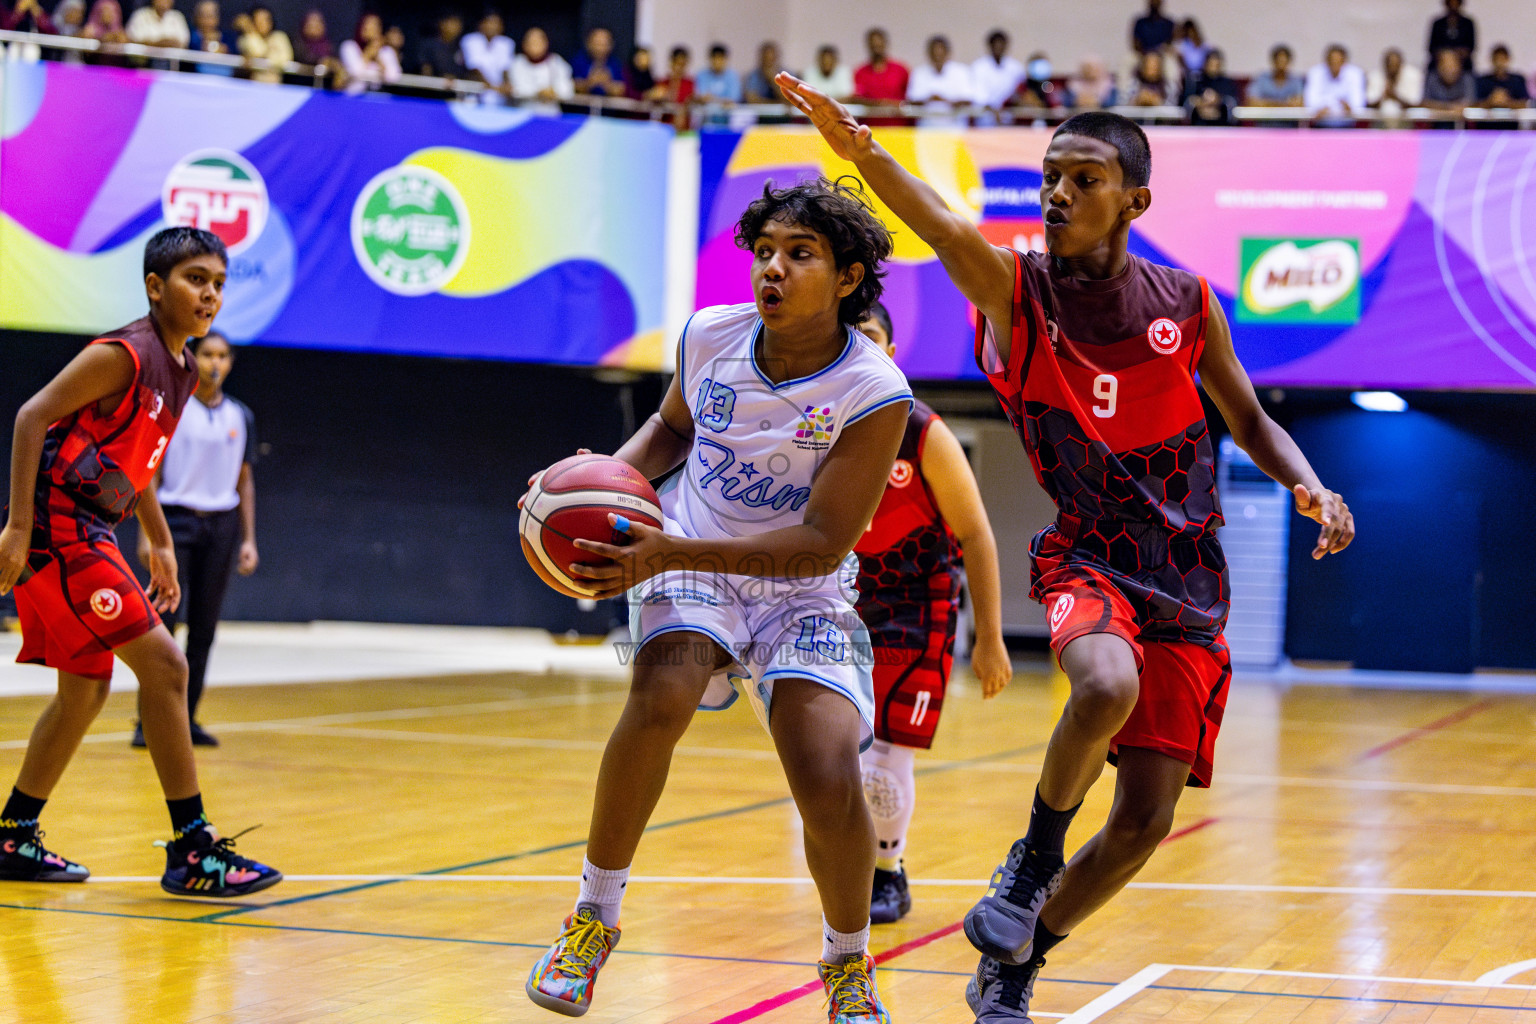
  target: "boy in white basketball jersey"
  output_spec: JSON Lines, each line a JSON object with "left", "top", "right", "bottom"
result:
{"left": 525, "top": 179, "right": 912, "bottom": 1022}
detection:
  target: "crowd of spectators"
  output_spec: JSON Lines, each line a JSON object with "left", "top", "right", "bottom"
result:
{"left": 0, "top": 0, "right": 1530, "bottom": 123}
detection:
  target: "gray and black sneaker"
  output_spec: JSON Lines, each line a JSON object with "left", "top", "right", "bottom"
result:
{"left": 963, "top": 839, "right": 1064, "bottom": 964}
{"left": 966, "top": 953, "right": 1043, "bottom": 1023}
{"left": 870, "top": 865, "right": 912, "bottom": 924}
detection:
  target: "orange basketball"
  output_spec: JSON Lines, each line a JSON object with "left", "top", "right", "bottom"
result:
{"left": 519, "top": 454, "right": 663, "bottom": 599}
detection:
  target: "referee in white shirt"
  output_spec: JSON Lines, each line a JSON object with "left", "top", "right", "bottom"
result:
{"left": 133, "top": 333, "right": 258, "bottom": 748}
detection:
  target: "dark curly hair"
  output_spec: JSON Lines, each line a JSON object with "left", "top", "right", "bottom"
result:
{"left": 733, "top": 176, "right": 892, "bottom": 326}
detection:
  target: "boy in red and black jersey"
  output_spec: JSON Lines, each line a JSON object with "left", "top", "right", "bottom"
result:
{"left": 0, "top": 227, "right": 281, "bottom": 898}
{"left": 853, "top": 303, "right": 1011, "bottom": 925}
{"left": 782, "top": 74, "right": 1354, "bottom": 1021}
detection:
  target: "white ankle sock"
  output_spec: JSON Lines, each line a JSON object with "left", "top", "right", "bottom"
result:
{"left": 861, "top": 740, "right": 917, "bottom": 871}
{"left": 577, "top": 857, "right": 628, "bottom": 927}
{"left": 822, "top": 918, "right": 870, "bottom": 964}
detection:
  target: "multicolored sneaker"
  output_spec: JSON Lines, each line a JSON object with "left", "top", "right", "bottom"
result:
{"left": 963, "top": 839, "right": 1064, "bottom": 964}
{"left": 0, "top": 821, "right": 89, "bottom": 882}
{"left": 966, "top": 953, "right": 1044, "bottom": 1023}
{"left": 870, "top": 865, "right": 912, "bottom": 924}
{"left": 156, "top": 824, "right": 282, "bottom": 897}
{"left": 818, "top": 953, "right": 891, "bottom": 1024}
{"left": 526, "top": 903, "right": 620, "bottom": 1016}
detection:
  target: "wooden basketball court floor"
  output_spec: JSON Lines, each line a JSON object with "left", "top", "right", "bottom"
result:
{"left": 1, "top": 648, "right": 1534, "bottom": 1023}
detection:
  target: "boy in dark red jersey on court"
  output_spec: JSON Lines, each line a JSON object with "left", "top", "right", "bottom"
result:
{"left": 780, "top": 73, "right": 1355, "bottom": 1021}
{"left": 853, "top": 302, "right": 1012, "bottom": 925}
{"left": 0, "top": 227, "right": 281, "bottom": 898}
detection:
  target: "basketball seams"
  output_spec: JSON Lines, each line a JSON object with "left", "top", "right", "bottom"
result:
{"left": 519, "top": 458, "right": 663, "bottom": 598}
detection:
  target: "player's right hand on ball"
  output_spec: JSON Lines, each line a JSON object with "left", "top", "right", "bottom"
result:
{"left": 0, "top": 523, "right": 29, "bottom": 595}
{"left": 519, "top": 448, "right": 593, "bottom": 509}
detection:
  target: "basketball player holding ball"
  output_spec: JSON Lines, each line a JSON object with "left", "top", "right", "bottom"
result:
{"left": 523, "top": 178, "right": 912, "bottom": 1023}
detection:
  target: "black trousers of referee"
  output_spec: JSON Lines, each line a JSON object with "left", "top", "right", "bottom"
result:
{"left": 162, "top": 505, "right": 242, "bottom": 719}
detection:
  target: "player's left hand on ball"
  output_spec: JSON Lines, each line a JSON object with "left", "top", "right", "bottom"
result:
{"left": 972, "top": 633, "right": 1013, "bottom": 699}
{"left": 145, "top": 545, "right": 181, "bottom": 614}
{"left": 1293, "top": 484, "right": 1355, "bottom": 559}
{"left": 568, "top": 514, "right": 668, "bottom": 600}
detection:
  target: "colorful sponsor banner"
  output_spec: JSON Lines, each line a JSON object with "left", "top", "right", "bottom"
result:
{"left": 696, "top": 127, "right": 1536, "bottom": 390}
{"left": 0, "top": 62, "right": 671, "bottom": 367}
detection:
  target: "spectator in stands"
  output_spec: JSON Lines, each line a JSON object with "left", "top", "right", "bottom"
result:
{"left": 1010, "top": 52, "right": 1067, "bottom": 109}
{"left": 1367, "top": 48, "right": 1423, "bottom": 117}
{"left": 743, "top": 41, "right": 783, "bottom": 103}
{"left": 339, "top": 12, "right": 401, "bottom": 93}
{"left": 3, "top": 0, "right": 57, "bottom": 32}
{"left": 1128, "top": 49, "right": 1175, "bottom": 105}
{"left": 293, "top": 9, "right": 331, "bottom": 65}
{"left": 125, "top": 0, "right": 183, "bottom": 47}
{"left": 53, "top": 0, "right": 85, "bottom": 37}
{"left": 1185, "top": 48, "right": 1238, "bottom": 124}
{"left": 801, "top": 44, "right": 853, "bottom": 101}
{"left": 1131, "top": 0, "right": 1174, "bottom": 55}
{"left": 972, "top": 30, "right": 1025, "bottom": 110}
{"left": 461, "top": 10, "right": 514, "bottom": 101}
{"left": 384, "top": 23, "right": 408, "bottom": 69}
{"left": 908, "top": 35, "right": 973, "bottom": 108}
{"left": 1427, "top": 0, "right": 1475, "bottom": 72}
{"left": 1246, "top": 44, "right": 1304, "bottom": 106}
{"left": 650, "top": 45, "right": 694, "bottom": 103}
{"left": 239, "top": 6, "right": 291, "bottom": 83}
{"left": 418, "top": 13, "right": 467, "bottom": 79}
{"left": 694, "top": 43, "right": 742, "bottom": 103}
{"left": 573, "top": 26, "right": 626, "bottom": 97}
{"left": 1068, "top": 56, "right": 1117, "bottom": 109}
{"left": 1174, "top": 19, "right": 1209, "bottom": 78}
{"left": 1476, "top": 45, "right": 1529, "bottom": 108}
{"left": 854, "top": 27, "right": 908, "bottom": 103}
{"left": 624, "top": 45, "right": 655, "bottom": 99}
{"left": 1304, "top": 44, "right": 1366, "bottom": 123}
{"left": 511, "top": 26, "right": 573, "bottom": 105}
{"left": 189, "top": 1, "right": 237, "bottom": 75}
{"left": 1423, "top": 46, "right": 1475, "bottom": 110}
{"left": 81, "top": 0, "right": 126, "bottom": 43}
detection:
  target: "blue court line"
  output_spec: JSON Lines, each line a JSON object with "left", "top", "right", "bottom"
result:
{"left": 192, "top": 739, "right": 1047, "bottom": 924}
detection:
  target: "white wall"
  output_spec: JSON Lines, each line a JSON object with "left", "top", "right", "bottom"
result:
{"left": 646, "top": 0, "right": 1536, "bottom": 79}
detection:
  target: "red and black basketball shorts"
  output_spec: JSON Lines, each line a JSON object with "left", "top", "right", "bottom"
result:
{"left": 1038, "top": 565, "right": 1230, "bottom": 788}
{"left": 14, "top": 537, "right": 161, "bottom": 682}
{"left": 869, "top": 596, "right": 958, "bottom": 749}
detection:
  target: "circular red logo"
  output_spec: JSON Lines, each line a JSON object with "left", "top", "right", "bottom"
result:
{"left": 1049, "top": 593, "right": 1075, "bottom": 631}
{"left": 90, "top": 588, "right": 122, "bottom": 621}
{"left": 888, "top": 459, "right": 915, "bottom": 488}
{"left": 1147, "top": 318, "right": 1182, "bottom": 355}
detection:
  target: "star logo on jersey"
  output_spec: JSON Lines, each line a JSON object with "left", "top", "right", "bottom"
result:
{"left": 90, "top": 588, "right": 123, "bottom": 621}
{"left": 1049, "top": 593, "right": 1075, "bottom": 632}
{"left": 351, "top": 165, "right": 472, "bottom": 296}
{"left": 888, "top": 459, "right": 915, "bottom": 488}
{"left": 162, "top": 150, "right": 269, "bottom": 256}
{"left": 1147, "top": 318, "right": 1182, "bottom": 355}
{"left": 793, "top": 405, "right": 835, "bottom": 451}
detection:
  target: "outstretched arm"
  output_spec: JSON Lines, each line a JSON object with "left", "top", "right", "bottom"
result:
{"left": 920, "top": 418, "right": 1012, "bottom": 697}
{"left": 1198, "top": 295, "right": 1355, "bottom": 559}
{"left": 776, "top": 72, "right": 1017, "bottom": 335}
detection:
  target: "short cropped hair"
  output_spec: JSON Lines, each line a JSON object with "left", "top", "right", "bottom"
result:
{"left": 144, "top": 226, "right": 226, "bottom": 280}
{"left": 191, "top": 330, "right": 231, "bottom": 353}
{"left": 1491, "top": 43, "right": 1510, "bottom": 58}
{"left": 1053, "top": 111, "right": 1151, "bottom": 189}
{"left": 709, "top": 43, "right": 728, "bottom": 58}
{"left": 1270, "top": 43, "right": 1292, "bottom": 61}
{"left": 734, "top": 177, "right": 893, "bottom": 326}
{"left": 862, "top": 301, "right": 894, "bottom": 345}
{"left": 670, "top": 45, "right": 689, "bottom": 61}
{"left": 987, "top": 30, "right": 1008, "bottom": 49}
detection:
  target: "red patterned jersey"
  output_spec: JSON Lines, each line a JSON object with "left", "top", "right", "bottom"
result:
{"left": 977, "top": 250, "right": 1229, "bottom": 645}
{"left": 37, "top": 317, "right": 198, "bottom": 533}
{"left": 854, "top": 400, "right": 962, "bottom": 649}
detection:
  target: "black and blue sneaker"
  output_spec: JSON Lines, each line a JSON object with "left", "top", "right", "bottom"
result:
{"left": 870, "top": 865, "right": 912, "bottom": 924}
{"left": 966, "top": 953, "right": 1045, "bottom": 1023}
{"left": 963, "top": 839, "right": 1064, "bottom": 964}
{"left": 156, "top": 824, "right": 282, "bottom": 898}
{"left": 0, "top": 820, "right": 89, "bottom": 882}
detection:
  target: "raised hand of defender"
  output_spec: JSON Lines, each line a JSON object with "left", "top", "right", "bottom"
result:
{"left": 0, "top": 523, "right": 28, "bottom": 595}
{"left": 144, "top": 543, "right": 181, "bottom": 614}
{"left": 1293, "top": 484, "right": 1355, "bottom": 559}
{"left": 569, "top": 513, "right": 671, "bottom": 601}
{"left": 775, "top": 72, "right": 874, "bottom": 161}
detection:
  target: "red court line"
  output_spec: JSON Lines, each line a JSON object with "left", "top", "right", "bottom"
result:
{"left": 709, "top": 821, "right": 1216, "bottom": 1023}
{"left": 1359, "top": 698, "right": 1497, "bottom": 761}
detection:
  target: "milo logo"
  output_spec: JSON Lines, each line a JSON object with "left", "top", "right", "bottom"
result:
{"left": 1238, "top": 238, "right": 1361, "bottom": 325}
{"left": 351, "top": 165, "right": 471, "bottom": 296}
{"left": 162, "top": 150, "right": 269, "bottom": 255}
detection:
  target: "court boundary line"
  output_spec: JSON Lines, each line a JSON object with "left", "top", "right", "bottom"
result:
{"left": 1479, "top": 958, "right": 1536, "bottom": 985}
{"left": 1358, "top": 697, "right": 1498, "bottom": 761}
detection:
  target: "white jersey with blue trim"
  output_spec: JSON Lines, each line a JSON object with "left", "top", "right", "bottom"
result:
{"left": 664, "top": 303, "right": 913, "bottom": 552}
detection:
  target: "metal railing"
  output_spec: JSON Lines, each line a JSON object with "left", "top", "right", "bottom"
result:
{"left": 3, "top": 29, "right": 1532, "bottom": 131}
